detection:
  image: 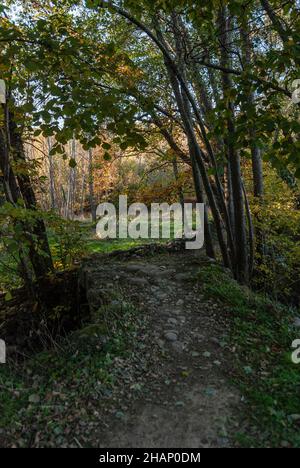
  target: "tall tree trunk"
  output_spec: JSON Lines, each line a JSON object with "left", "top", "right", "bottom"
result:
{"left": 65, "top": 137, "right": 77, "bottom": 219}
{"left": 9, "top": 112, "right": 53, "bottom": 277}
{"left": 219, "top": 6, "right": 249, "bottom": 282}
{"left": 88, "top": 149, "right": 97, "bottom": 223}
{"left": 152, "top": 113, "right": 215, "bottom": 255}
{"left": 0, "top": 126, "right": 34, "bottom": 290}
{"left": 151, "top": 114, "right": 191, "bottom": 166}
{"left": 243, "top": 182, "right": 255, "bottom": 278}
{"left": 240, "top": 17, "right": 264, "bottom": 199}
{"left": 80, "top": 172, "right": 86, "bottom": 217}
{"left": 225, "top": 162, "right": 235, "bottom": 235}
{"left": 166, "top": 61, "right": 227, "bottom": 264}
{"left": 192, "top": 162, "right": 216, "bottom": 259}
{"left": 0, "top": 102, "right": 53, "bottom": 290}
{"left": 47, "top": 137, "right": 57, "bottom": 210}
{"left": 111, "top": 6, "right": 230, "bottom": 266}
{"left": 169, "top": 14, "right": 236, "bottom": 262}
{"left": 165, "top": 19, "right": 216, "bottom": 259}
{"left": 171, "top": 155, "right": 185, "bottom": 207}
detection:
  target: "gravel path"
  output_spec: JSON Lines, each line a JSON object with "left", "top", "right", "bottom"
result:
{"left": 80, "top": 248, "right": 241, "bottom": 448}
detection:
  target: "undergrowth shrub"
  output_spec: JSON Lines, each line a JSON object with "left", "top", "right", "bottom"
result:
{"left": 199, "top": 264, "right": 300, "bottom": 448}
{"left": 248, "top": 167, "right": 300, "bottom": 303}
{"left": 48, "top": 215, "right": 87, "bottom": 270}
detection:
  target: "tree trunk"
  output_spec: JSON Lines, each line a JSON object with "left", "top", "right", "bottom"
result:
{"left": 9, "top": 112, "right": 53, "bottom": 277}
{"left": 226, "top": 162, "right": 235, "bottom": 236}
{"left": 171, "top": 155, "right": 185, "bottom": 207}
{"left": 88, "top": 149, "right": 97, "bottom": 222}
{"left": 47, "top": 137, "right": 57, "bottom": 210}
{"left": 169, "top": 14, "right": 236, "bottom": 263}
{"left": 110, "top": 6, "right": 230, "bottom": 267}
{"left": 219, "top": 6, "right": 249, "bottom": 282}
{"left": 240, "top": 18, "right": 264, "bottom": 199}
{"left": 0, "top": 103, "right": 53, "bottom": 291}
{"left": 166, "top": 61, "right": 227, "bottom": 264}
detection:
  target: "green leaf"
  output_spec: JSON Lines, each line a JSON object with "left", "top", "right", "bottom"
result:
{"left": 102, "top": 142, "right": 111, "bottom": 150}
{"left": 103, "top": 152, "right": 111, "bottom": 161}
{"left": 295, "top": 168, "right": 300, "bottom": 179}
{"left": 69, "top": 158, "right": 77, "bottom": 168}
{"left": 244, "top": 366, "right": 253, "bottom": 375}
{"left": 120, "top": 142, "right": 128, "bottom": 151}
{"left": 5, "top": 291, "right": 12, "bottom": 302}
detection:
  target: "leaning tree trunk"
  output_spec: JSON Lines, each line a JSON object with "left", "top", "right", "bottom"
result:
{"left": 109, "top": 5, "right": 230, "bottom": 267}
{"left": 165, "top": 59, "right": 227, "bottom": 264}
{"left": 170, "top": 13, "right": 236, "bottom": 264}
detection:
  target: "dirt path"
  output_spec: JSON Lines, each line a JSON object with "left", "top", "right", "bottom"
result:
{"left": 80, "top": 247, "right": 241, "bottom": 448}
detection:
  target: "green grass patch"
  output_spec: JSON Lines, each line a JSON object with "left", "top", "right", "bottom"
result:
{"left": 198, "top": 265, "right": 300, "bottom": 448}
{"left": 85, "top": 236, "right": 163, "bottom": 255}
{"left": 0, "top": 219, "right": 168, "bottom": 291}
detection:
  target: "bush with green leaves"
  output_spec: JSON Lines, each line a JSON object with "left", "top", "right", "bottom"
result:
{"left": 250, "top": 170, "right": 300, "bottom": 302}
{"left": 48, "top": 216, "right": 87, "bottom": 271}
